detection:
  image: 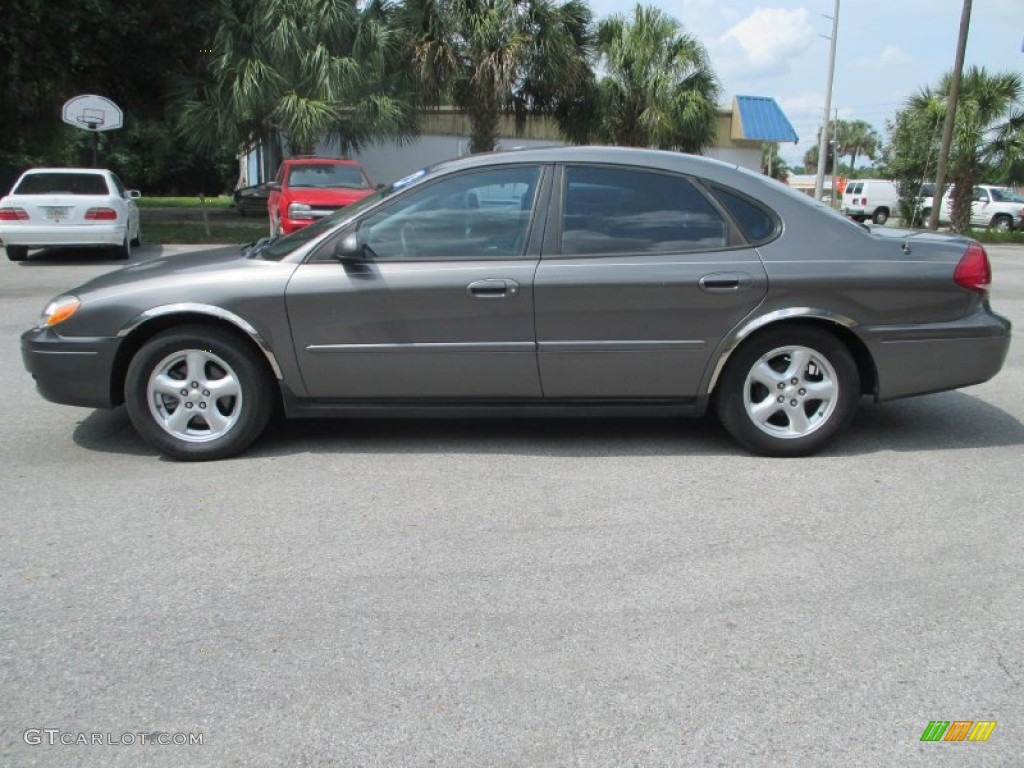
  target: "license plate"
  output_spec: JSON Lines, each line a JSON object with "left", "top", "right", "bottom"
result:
{"left": 45, "top": 207, "right": 69, "bottom": 220}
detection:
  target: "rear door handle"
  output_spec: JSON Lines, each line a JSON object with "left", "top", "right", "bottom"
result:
{"left": 699, "top": 272, "right": 750, "bottom": 292}
{"left": 467, "top": 279, "right": 520, "bottom": 298}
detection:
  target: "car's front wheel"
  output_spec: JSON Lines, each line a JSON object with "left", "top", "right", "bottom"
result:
{"left": 125, "top": 325, "right": 274, "bottom": 460}
{"left": 715, "top": 325, "right": 860, "bottom": 457}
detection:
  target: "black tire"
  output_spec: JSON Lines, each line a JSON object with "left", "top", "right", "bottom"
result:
{"left": 6, "top": 245, "right": 28, "bottom": 261}
{"left": 131, "top": 224, "right": 142, "bottom": 247}
{"left": 117, "top": 233, "right": 132, "bottom": 259}
{"left": 991, "top": 215, "right": 1012, "bottom": 233}
{"left": 124, "top": 324, "right": 275, "bottom": 460}
{"left": 872, "top": 208, "right": 890, "bottom": 225}
{"left": 715, "top": 325, "right": 861, "bottom": 457}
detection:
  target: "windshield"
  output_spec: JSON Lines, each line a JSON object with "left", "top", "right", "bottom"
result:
{"left": 287, "top": 164, "right": 369, "bottom": 189}
{"left": 251, "top": 167, "right": 437, "bottom": 261}
{"left": 15, "top": 173, "right": 110, "bottom": 195}
{"left": 991, "top": 188, "right": 1024, "bottom": 203}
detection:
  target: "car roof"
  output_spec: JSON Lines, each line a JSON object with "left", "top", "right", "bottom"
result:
{"left": 285, "top": 157, "right": 362, "bottom": 166}
{"left": 433, "top": 145, "right": 743, "bottom": 175}
{"left": 21, "top": 167, "right": 112, "bottom": 174}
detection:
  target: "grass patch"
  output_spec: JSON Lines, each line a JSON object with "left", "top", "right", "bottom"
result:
{"left": 143, "top": 220, "right": 267, "bottom": 245}
{"left": 137, "top": 196, "right": 233, "bottom": 209}
{"left": 964, "top": 229, "right": 1024, "bottom": 245}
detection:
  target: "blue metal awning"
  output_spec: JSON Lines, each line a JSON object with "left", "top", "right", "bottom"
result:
{"left": 733, "top": 96, "right": 799, "bottom": 143}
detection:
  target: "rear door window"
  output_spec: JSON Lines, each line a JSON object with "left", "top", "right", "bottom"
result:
{"left": 560, "top": 166, "right": 728, "bottom": 255}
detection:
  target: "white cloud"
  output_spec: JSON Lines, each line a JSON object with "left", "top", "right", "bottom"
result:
{"left": 715, "top": 7, "right": 817, "bottom": 79}
{"left": 853, "top": 45, "right": 913, "bottom": 71}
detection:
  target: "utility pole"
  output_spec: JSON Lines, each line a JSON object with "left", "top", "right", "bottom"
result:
{"left": 814, "top": 0, "right": 840, "bottom": 201}
{"left": 928, "top": 0, "right": 972, "bottom": 230}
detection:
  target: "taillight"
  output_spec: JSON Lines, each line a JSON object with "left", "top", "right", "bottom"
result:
{"left": 0, "top": 207, "right": 29, "bottom": 220}
{"left": 954, "top": 242, "right": 991, "bottom": 293}
{"left": 85, "top": 207, "right": 118, "bottom": 220}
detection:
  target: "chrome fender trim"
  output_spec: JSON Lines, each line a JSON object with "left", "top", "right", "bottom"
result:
{"left": 706, "top": 308, "right": 858, "bottom": 393}
{"left": 117, "top": 303, "right": 284, "bottom": 380}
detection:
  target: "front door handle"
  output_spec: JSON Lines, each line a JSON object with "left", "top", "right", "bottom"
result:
{"left": 467, "top": 279, "right": 520, "bottom": 298}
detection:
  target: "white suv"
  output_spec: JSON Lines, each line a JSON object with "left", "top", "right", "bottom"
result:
{"left": 937, "top": 185, "right": 1024, "bottom": 232}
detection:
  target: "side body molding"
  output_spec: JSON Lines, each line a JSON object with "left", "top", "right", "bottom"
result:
{"left": 706, "top": 307, "right": 859, "bottom": 393}
{"left": 117, "top": 303, "right": 284, "bottom": 380}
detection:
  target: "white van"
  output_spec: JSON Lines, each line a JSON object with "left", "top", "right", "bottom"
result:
{"left": 841, "top": 179, "right": 900, "bottom": 225}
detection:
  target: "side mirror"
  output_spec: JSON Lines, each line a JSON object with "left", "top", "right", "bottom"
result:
{"left": 266, "top": 182, "right": 282, "bottom": 191}
{"left": 128, "top": 190, "right": 142, "bottom": 199}
{"left": 334, "top": 232, "right": 363, "bottom": 260}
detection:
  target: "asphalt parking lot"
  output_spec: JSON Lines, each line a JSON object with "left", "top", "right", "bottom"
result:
{"left": 1, "top": 243, "right": 1022, "bottom": 766}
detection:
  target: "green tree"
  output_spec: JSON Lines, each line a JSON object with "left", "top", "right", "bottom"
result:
{"left": 0, "top": 0, "right": 217, "bottom": 190}
{"left": 589, "top": 5, "right": 719, "bottom": 152}
{"left": 406, "top": 0, "right": 594, "bottom": 154}
{"left": 880, "top": 107, "right": 943, "bottom": 227}
{"left": 761, "top": 143, "right": 790, "bottom": 182}
{"left": 802, "top": 135, "right": 835, "bottom": 174}
{"left": 835, "top": 119, "right": 880, "bottom": 169}
{"left": 898, "top": 67, "right": 1023, "bottom": 232}
{"left": 178, "top": 0, "right": 418, "bottom": 170}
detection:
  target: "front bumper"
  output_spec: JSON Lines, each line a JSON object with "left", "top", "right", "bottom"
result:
{"left": 860, "top": 308, "right": 1012, "bottom": 401}
{"left": 1, "top": 223, "right": 127, "bottom": 248}
{"left": 21, "top": 327, "right": 121, "bottom": 408}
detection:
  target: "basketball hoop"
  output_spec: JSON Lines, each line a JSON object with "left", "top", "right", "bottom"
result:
{"left": 62, "top": 95, "right": 123, "bottom": 132}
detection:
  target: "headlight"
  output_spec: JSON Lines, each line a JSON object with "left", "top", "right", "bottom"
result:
{"left": 39, "top": 295, "right": 81, "bottom": 328}
{"left": 288, "top": 202, "right": 313, "bottom": 219}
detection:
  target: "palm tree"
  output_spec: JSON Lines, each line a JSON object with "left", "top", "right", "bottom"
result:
{"left": 406, "top": 0, "right": 594, "bottom": 154}
{"left": 761, "top": 143, "right": 790, "bottom": 182}
{"left": 835, "top": 119, "right": 880, "bottom": 169}
{"left": 905, "top": 66, "right": 1023, "bottom": 231}
{"left": 590, "top": 5, "right": 719, "bottom": 152}
{"left": 177, "top": 0, "right": 418, "bottom": 171}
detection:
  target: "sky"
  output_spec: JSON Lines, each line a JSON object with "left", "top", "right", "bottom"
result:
{"left": 589, "top": 0, "right": 1024, "bottom": 169}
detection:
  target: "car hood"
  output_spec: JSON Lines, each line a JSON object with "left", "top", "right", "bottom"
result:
{"left": 68, "top": 246, "right": 250, "bottom": 295}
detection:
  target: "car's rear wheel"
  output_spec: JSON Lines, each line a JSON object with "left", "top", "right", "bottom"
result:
{"left": 872, "top": 208, "right": 890, "bottom": 225}
{"left": 125, "top": 325, "right": 274, "bottom": 460}
{"left": 715, "top": 325, "right": 860, "bottom": 457}
{"left": 117, "top": 233, "right": 132, "bottom": 259}
{"left": 6, "top": 245, "right": 28, "bottom": 261}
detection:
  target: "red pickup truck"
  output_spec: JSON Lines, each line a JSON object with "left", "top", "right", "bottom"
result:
{"left": 268, "top": 157, "right": 374, "bottom": 236}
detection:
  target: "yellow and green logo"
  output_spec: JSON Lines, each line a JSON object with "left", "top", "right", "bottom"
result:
{"left": 920, "top": 721, "right": 997, "bottom": 742}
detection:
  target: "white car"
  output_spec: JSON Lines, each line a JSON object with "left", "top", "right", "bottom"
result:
{"left": 0, "top": 168, "right": 142, "bottom": 261}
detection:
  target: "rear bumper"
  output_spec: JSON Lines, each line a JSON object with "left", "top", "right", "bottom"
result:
{"left": 1, "top": 223, "right": 127, "bottom": 248}
{"left": 860, "top": 308, "right": 1012, "bottom": 401}
{"left": 21, "top": 327, "right": 120, "bottom": 408}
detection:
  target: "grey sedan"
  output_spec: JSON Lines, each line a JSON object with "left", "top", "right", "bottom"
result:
{"left": 21, "top": 147, "right": 1011, "bottom": 460}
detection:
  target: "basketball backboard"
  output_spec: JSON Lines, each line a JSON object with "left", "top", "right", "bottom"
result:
{"left": 62, "top": 95, "right": 123, "bottom": 132}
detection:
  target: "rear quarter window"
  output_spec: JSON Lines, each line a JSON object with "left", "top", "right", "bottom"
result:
{"left": 709, "top": 185, "right": 778, "bottom": 244}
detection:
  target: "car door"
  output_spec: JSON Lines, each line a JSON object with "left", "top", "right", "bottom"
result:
{"left": 970, "top": 187, "right": 990, "bottom": 227}
{"left": 534, "top": 164, "right": 769, "bottom": 399}
{"left": 110, "top": 173, "right": 138, "bottom": 239}
{"left": 285, "top": 165, "right": 548, "bottom": 399}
